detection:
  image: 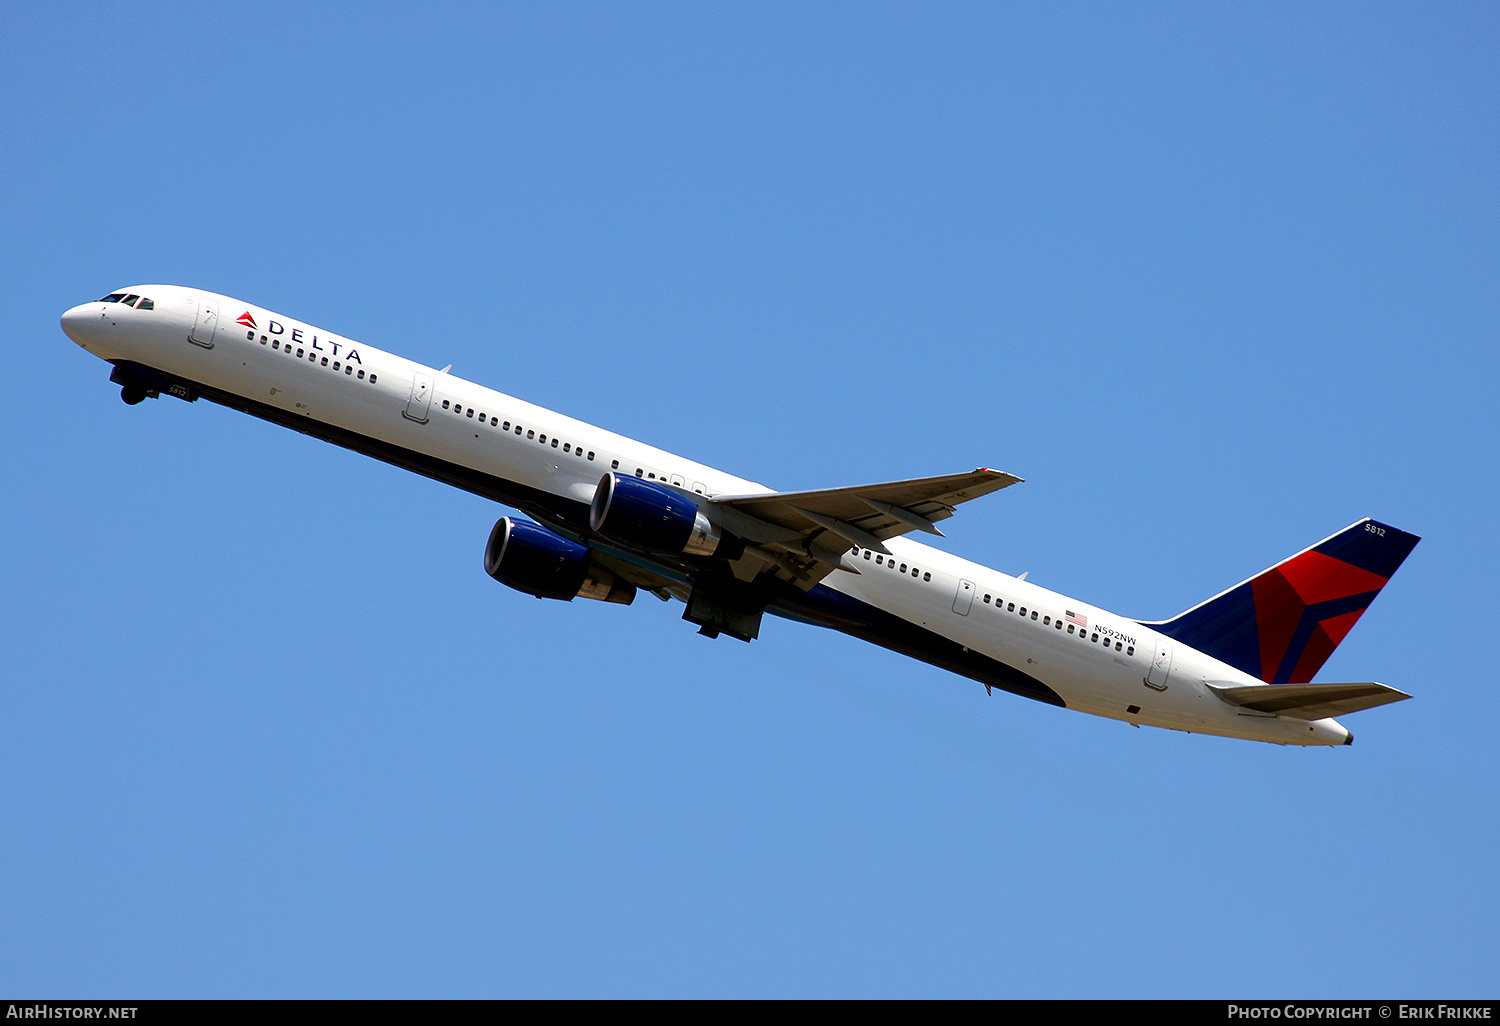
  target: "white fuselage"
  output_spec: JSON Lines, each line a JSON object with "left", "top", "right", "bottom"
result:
{"left": 62, "top": 285, "right": 1352, "bottom": 746}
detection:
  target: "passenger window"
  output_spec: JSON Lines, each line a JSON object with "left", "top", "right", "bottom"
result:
{"left": 296, "top": 348, "right": 304, "bottom": 358}
{"left": 527, "top": 430, "right": 534, "bottom": 439}
{"left": 467, "top": 409, "right": 474, "bottom": 418}
{"left": 1031, "top": 611, "right": 1038, "bottom": 620}
{"left": 1067, "top": 625, "right": 1075, "bottom": 634}
{"left": 911, "top": 567, "right": 918, "bottom": 577}
{"left": 1091, "top": 633, "right": 1099, "bottom": 642}
{"left": 443, "top": 400, "right": 450, "bottom": 409}
{"left": 503, "top": 421, "right": 510, "bottom": 431}
{"left": 357, "top": 370, "right": 365, "bottom": 379}
{"left": 1115, "top": 641, "right": 1123, "bottom": 651}
{"left": 369, "top": 375, "right": 376, "bottom": 383}
{"left": 875, "top": 556, "right": 884, "bottom": 565}
{"left": 611, "top": 460, "right": 619, "bottom": 469}
{"left": 515, "top": 426, "right": 522, "bottom": 435}
{"left": 1019, "top": 607, "right": 1026, "bottom": 616}
{"left": 899, "top": 563, "right": 907, "bottom": 573}
{"left": 491, "top": 417, "right": 498, "bottom": 426}
{"left": 551, "top": 438, "right": 559, "bottom": 448}
{"left": 539, "top": 434, "right": 547, "bottom": 444}
{"left": 1007, "top": 602, "right": 1015, "bottom": 612}
{"left": 563, "top": 443, "right": 571, "bottom": 453}
{"left": 333, "top": 362, "right": 340, "bottom": 370}
{"left": 923, "top": 572, "right": 931, "bottom": 582}
{"left": 983, "top": 595, "right": 991, "bottom": 603}
{"left": 321, "top": 357, "right": 328, "bottom": 366}
{"left": 588, "top": 452, "right": 596, "bottom": 460}
{"left": 345, "top": 366, "right": 352, "bottom": 374}
{"left": 635, "top": 469, "right": 643, "bottom": 477}
{"left": 1127, "top": 646, "right": 1135, "bottom": 656}
{"left": 863, "top": 551, "right": 871, "bottom": 560}
{"left": 1043, "top": 616, "right": 1050, "bottom": 625}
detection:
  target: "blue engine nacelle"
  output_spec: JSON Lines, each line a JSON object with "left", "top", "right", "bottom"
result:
{"left": 483, "top": 517, "right": 636, "bottom": 604}
{"left": 589, "top": 473, "right": 730, "bottom": 557}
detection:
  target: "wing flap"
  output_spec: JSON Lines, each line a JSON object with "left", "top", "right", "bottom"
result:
{"left": 1208, "top": 681, "right": 1411, "bottom": 720}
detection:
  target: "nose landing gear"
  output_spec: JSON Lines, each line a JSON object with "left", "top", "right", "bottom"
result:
{"left": 109, "top": 363, "right": 165, "bottom": 405}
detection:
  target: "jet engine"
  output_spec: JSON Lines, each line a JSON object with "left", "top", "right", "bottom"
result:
{"left": 589, "top": 473, "right": 736, "bottom": 558}
{"left": 483, "top": 517, "right": 635, "bottom": 604}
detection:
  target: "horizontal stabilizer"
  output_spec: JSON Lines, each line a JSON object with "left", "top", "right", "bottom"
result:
{"left": 1208, "top": 681, "right": 1411, "bottom": 720}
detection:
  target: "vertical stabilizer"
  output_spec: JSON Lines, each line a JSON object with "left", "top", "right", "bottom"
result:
{"left": 1143, "top": 519, "right": 1419, "bottom": 683}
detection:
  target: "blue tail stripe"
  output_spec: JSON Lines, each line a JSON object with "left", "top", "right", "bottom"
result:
{"left": 1317, "top": 520, "right": 1421, "bottom": 579}
{"left": 1147, "top": 582, "right": 1259, "bottom": 677}
{"left": 1271, "top": 590, "right": 1382, "bottom": 684}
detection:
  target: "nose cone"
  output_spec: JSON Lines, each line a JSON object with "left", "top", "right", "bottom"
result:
{"left": 61, "top": 303, "right": 96, "bottom": 347}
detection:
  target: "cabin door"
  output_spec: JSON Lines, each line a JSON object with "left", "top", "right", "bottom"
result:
{"left": 189, "top": 297, "right": 219, "bottom": 348}
{"left": 1146, "top": 641, "right": 1173, "bottom": 691}
{"left": 953, "top": 579, "right": 976, "bottom": 615}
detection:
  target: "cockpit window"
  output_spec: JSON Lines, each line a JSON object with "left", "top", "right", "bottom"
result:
{"left": 97, "top": 293, "right": 154, "bottom": 309}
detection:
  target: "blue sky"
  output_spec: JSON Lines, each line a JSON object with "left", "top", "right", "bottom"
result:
{"left": 2, "top": 1, "right": 1496, "bottom": 997}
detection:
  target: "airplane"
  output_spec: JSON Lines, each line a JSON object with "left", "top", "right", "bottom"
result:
{"left": 61, "top": 285, "right": 1421, "bottom": 746}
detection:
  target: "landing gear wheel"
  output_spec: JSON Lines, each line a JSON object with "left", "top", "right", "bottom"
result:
{"left": 120, "top": 384, "right": 147, "bottom": 405}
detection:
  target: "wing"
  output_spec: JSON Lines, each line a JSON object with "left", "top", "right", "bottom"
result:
{"left": 706, "top": 468, "right": 1022, "bottom": 588}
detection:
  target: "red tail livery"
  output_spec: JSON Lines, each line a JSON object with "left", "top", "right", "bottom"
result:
{"left": 1145, "top": 519, "right": 1419, "bottom": 683}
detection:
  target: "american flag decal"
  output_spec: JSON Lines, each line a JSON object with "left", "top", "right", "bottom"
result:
{"left": 1066, "top": 610, "right": 1087, "bottom": 628}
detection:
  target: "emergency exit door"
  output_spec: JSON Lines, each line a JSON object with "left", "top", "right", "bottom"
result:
{"left": 404, "top": 373, "right": 433, "bottom": 423}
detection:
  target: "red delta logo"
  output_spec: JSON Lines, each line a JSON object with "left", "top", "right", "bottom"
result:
{"left": 236, "top": 311, "right": 258, "bottom": 329}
